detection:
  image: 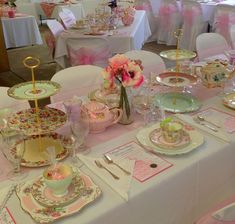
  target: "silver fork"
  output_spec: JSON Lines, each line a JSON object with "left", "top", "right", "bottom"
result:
{"left": 95, "top": 160, "right": 119, "bottom": 180}
{"left": 193, "top": 117, "right": 218, "bottom": 132}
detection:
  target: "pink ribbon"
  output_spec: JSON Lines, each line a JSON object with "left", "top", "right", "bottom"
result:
{"left": 183, "top": 7, "right": 201, "bottom": 27}
{"left": 44, "top": 32, "right": 56, "bottom": 57}
{"left": 134, "top": 2, "right": 151, "bottom": 11}
{"left": 68, "top": 46, "right": 110, "bottom": 66}
{"left": 159, "top": 4, "right": 177, "bottom": 28}
{"left": 40, "top": 2, "right": 56, "bottom": 18}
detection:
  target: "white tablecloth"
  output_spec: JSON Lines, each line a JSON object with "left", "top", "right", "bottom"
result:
{"left": 1, "top": 15, "right": 43, "bottom": 49}
{"left": 54, "top": 10, "right": 152, "bottom": 68}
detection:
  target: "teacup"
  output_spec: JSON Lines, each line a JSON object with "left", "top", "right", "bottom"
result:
{"left": 43, "top": 163, "right": 73, "bottom": 197}
{"left": 161, "top": 121, "right": 183, "bottom": 143}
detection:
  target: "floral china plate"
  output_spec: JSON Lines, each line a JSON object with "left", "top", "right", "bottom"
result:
{"left": 31, "top": 174, "right": 85, "bottom": 208}
{"left": 8, "top": 107, "right": 67, "bottom": 135}
{"left": 136, "top": 122, "right": 204, "bottom": 155}
{"left": 16, "top": 173, "right": 102, "bottom": 224}
{"left": 7, "top": 81, "right": 61, "bottom": 100}
{"left": 223, "top": 92, "right": 235, "bottom": 109}
{"left": 11, "top": 133, "right": 70, "bottom": 167}
{"left": 149, "top": 128, "right": 191, "bottom": 149}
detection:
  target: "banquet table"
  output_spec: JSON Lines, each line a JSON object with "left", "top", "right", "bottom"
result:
{"left": 37, "top": 2, "right": 85, "bottom": 20}
{"left": 1, "top": 15, "right": 43, "bottom": 49}
{"left": 54, "top": 10, "right": 152, "bottom": 68}
{"left": 1, "top": 53, "right": 235, "bottom": 224}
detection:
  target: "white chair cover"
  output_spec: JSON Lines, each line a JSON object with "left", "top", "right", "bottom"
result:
{"left": 179, "top": 0, "right": 208, "bottom": 51}
{"left": 230, "top": 24, "right": 235, "bottom": 49}
{"left": 66, "top": 36, "right": 110, "bottom": 68}
{"left": 50, "top": 65, "right": 104, "bottom": 102}
{"left": 59, "top": 9, "right": 76, "bottom": 29}
{"left": 196, "top": 33, "right": 231, "bottom": 61}
{"left": 124, "top": 50, "right": 166, "bottom": 77}
{"left": 157, "top": 0, "right": 182, "bottom": 45}
{"left": 213, "top": 4, "right": 235, "bottom": 48}
{"left": 81, "top": 0, "right": 102, "bottom": 16}
{"left": 0, "top": 87, "right": 29, "bottom": 109}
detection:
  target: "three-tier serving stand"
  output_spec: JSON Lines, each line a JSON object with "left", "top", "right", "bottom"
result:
{"left": 7, "top": 57, "right": 70, "bottom": 167}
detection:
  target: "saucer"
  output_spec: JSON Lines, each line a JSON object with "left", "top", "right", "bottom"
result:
{"left": 31, "top": 174, "right": 85, "bottom": 208}
{"left": 149, "top": 128, "right": 191, "bottom": 149}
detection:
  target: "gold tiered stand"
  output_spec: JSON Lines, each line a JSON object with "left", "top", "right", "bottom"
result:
{"left": 156, "top": 29, "right": 201, "bottom": 113}
{"left": 7, "top": 57, "right": 70, "bottom": 167}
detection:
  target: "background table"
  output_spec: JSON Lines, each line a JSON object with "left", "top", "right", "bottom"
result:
{"left": 54, "top": 10, "right": 152, "bottom": 68}
{"left": 1, "top": 15, "right": 43, "bottom": 49}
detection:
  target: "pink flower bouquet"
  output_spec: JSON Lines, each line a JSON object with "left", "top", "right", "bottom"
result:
{"left": 102, "top": 54, "right": 144, "bottom": 119}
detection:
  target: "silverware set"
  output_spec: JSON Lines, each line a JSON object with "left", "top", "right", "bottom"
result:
{"left": 194, "top": 115, "right": 221, "bottom": 132}
{"left": 95, "top": 155, "right": 131, "bottom": 180}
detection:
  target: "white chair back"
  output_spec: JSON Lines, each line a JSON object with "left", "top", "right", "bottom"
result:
{"left": 47, "top": 19, "right": 65, "bottom": 37}
{"left": 67, "top": 36, "right": 110, "bottom": 68}
{"left": 50, "top": 65, "right": 104, "bottom": 102}
{"left": 81, "top": 0, "right": 102, "bottom": 16}
{"left": 124, "top": 50, "right": 166, "bottom": 77}
{"left": 59, "top": 9, "right": 76, "bottom": 29}
{"left": 196, "top": 33, "right": 231, "bottom": 61}
{"left": 180, "top": 1, "right": 207, "bottom": 51}
{"left": 16, "top": 3, "right": 40, "bottom": 24}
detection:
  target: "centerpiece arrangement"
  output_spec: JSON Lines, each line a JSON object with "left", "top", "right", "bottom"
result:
{"left": 102, "top": 54, "right": 144, "bottom": 124}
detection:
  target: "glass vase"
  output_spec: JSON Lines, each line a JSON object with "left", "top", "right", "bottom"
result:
{"left": 118, "top": 86, "right": 134, "bottom": 125}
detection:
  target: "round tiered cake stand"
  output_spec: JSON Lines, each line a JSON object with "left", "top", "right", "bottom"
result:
{"left": 7, "top": 57, "right": 70, "bottom": 167}
{"left": 157, "top": 29, "right": 200, "bottom": 113}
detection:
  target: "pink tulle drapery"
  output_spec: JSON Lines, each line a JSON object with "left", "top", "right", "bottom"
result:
{"left": 159, "top": 4, "right": 177, "bottom": 28}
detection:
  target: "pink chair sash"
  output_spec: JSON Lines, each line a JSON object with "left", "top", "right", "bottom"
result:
{"left": 183, "top": 6, "right": 201, "bottom": 27}
{"left": 159, "top": 4, "right": 177, "bottom": 28}
{"left": 215, "top": 13, "right": 235, "bottom": 46}
{"left": 68, "top": 47, "right": 110, "bottom": 66}
{"left": 44, "top": 32, "right": 56, "bottom": 57}
{"left": 40, "top": 2, "right": 56, "bottom": 18}
{"left": 134, "top": 2, "right": 152, "bottom": 11}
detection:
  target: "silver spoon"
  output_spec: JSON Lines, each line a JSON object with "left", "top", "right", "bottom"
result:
{"left": 194, "top": 117, "right": 218, "bottom": 132}
{"left": 104, "top": 154, "right": 131, "bottom": 175}
{"left": 197, "top": 115, "right": 221, "bottom": 128}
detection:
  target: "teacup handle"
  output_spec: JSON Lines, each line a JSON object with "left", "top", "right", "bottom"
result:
{"left": 109, "top": 108, "right": 123, "bottom": 125}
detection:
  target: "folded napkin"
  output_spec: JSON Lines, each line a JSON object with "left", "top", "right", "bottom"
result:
{"left": 212, "top": 202, "right": 235, "bottom": 221}
{"left": 175, "top": 114, "right": 230, "bottom": 142}
{"left": 79, "top": 154, "right": 135, "bottom": 201}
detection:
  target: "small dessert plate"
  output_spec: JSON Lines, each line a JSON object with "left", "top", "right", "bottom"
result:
{"left": 31, "top": 174, "right": 85, "bottom": 208}
{"left": 223, "top": 92, "right": 235, "bottom": 110}
{"left": 149, "top": 128, "right": 191, "bottom": 149}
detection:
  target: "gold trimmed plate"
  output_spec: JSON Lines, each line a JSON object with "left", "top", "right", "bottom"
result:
{"left": 8, "top": 107, "right": 67, "bottom": 135}
{"left": 223, "top": 92, "right": 235, "bottom": 109}
{"left": 16, "top": 173, "right": 102, "bottom": 224}
{"left": 7, "top": 81, "right": 61, "bottom": 100}
{"left": 31, "top": 175, "right": 85, "bottom": 208}
{"left": 136, "top": 122, "right": 204, "bottom": 155}
{"left": 156, "top": 72, "right": 198, "bottom": 87}
{"left": 11, "top": 133, "right": 70, "bottom": 167}
{"left": 160, "top": 50, "right": 197, "bottom": 61}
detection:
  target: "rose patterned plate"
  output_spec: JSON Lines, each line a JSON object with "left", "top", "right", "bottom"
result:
{"left": 31, "top": 175, "right": 85, "bottom": 208}
{"left": 156, "top": 72, "right": 198, "bottom": 87}
{"left": 136, "top": 122, "right": 204, "bottom": 155}
{"left": 8, "top": 107, "right": 67, "bottom": 135}
{"left": 149, "top": 128, "right": 191, "bottom": 149}
{"left": 223, "top": 92, "right": 235, "bottom": 110}
{"left": 7, "top": 81, "right": 61, "bottom": 100}
{"left": 160, "top": 50, "right": 197, "bottom": 61}
{"left": 16, "top": 173, "right": 102, "bottom": 224}
{"left": 11, "top": 133, "right": 70, "bottom": 167}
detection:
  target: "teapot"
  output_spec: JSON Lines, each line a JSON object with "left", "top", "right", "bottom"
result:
{"left": 200, "top": 60, "right": 235, "bottom": 88}
{"left": 80, "top": 101, "right": 123, "bottom": 133}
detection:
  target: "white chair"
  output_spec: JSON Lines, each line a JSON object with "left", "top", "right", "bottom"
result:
{"left": 45, "top": 20, "right": 65, "bottom": 58}
{"left": 66, "top": 36, "right": 111, "bottom": 68}
{"left": 230, "top": 24, "right": 235, "bottom": 49}
{"left": 0, "top": 87, "right": 29, "bottom": 109}
{"left": 157, "top": 0, "right": 182, "bottom": 45}
{"left": 124, "top": 50, "right": 166, "bottom": 77}
{"left": 213, "top": 4, "right": 235, "bottom": 48}
{"left": 59, "top": 9, "right": 76, "bottom": 29}
{"left": 50, "top": 65, "right": 104, "bottom": 102}
{"left": 179, "top": 0, "right": 208, "bottom": 51}
{"left": 81, "top": 0, "right": 102, "bottom": 16}
{"left": 196, "top": 33, "right": 231, "bottom": 61}
{"left": 16, "top": 3, "right": 40, "bottom": 24}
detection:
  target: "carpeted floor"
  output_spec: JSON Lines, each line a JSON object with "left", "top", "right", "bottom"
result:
{"left": 0, "top": 25, "right": 175, "bottom": 88}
